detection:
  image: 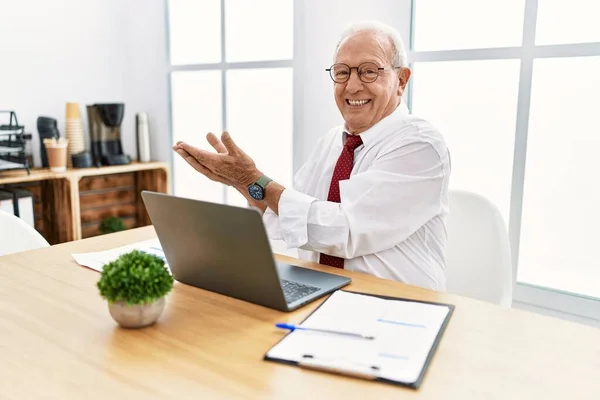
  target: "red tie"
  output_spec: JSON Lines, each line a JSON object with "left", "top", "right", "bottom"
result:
{"left": 319, "top": 134, "right": 363, "bottom": 268}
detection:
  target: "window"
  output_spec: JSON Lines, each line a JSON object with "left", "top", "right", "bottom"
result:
{"left": 167, "top": 0, "right": 294, "bottom": 204}
{"left": 519, "top": 56, "right": 600, "bottom": 298}
{"left": 410, "top": 0, "right": 600, "bottom": 315}
{"left": 411, "top": 59, "right": 520, "bottom": 224}
{"left": 168, "top": 0, "right": 221, "bottom": 65}
{"left": 170, "top": 70, "right": 223, "bottom": 203}
{"left": 224, "top": 0, "right": 293, "bottom": 62}
{"left": 535, "top": 0, "right": 600, "bottom": 45}
{"left": 412, "top": 0, "right": 525, "bottom": 51}
{"left": 225, "top": 68, "right": 293, "bottom": 206}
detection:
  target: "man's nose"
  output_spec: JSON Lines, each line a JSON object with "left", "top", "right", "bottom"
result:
{"left": 345, "top": 69, "right": 364, "bottom": 92}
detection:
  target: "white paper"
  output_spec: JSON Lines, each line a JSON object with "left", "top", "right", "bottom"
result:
{"left": 71, "top": 239, "right": 169, "bottom": 273}
{"left": 267, "top": 291, "right": 449, "bottom": 384}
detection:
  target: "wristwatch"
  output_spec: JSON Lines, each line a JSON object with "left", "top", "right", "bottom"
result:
{"left": 247, "top": 174, "right": 273, "bottom": 201}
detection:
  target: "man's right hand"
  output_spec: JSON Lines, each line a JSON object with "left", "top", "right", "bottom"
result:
{"left": 174, "top": 132, "right": 267, "bottom": 213}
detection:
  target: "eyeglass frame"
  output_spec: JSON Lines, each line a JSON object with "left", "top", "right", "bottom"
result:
{"left": 325, "top": 62, "right": 402, "bottom": 83}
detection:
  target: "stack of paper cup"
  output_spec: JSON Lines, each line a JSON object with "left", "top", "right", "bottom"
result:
{"left": 65, "top": 102, "right": 85, "bottom": 168}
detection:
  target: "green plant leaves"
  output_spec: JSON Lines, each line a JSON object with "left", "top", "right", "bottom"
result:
{"left": 97, "top": 250, "right": 174, "bottom": 305}
{"left": 99, "top": 217, "right": 126, "bottom": 234}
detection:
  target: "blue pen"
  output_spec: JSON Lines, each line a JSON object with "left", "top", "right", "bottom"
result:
{"left": 275, "top": 323, "right": 375, "bottom": 340}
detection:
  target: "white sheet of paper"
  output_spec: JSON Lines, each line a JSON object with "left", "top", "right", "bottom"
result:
{"left": 71, "top": 239, "right": 169, "bottom": 273}
{"left": 266, "top": 290, "right": 449, "bottom": 384}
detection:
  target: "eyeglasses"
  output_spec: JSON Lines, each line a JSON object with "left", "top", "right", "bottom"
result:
{"left": 326, "top": 62, "right": 399, "bottom": 83}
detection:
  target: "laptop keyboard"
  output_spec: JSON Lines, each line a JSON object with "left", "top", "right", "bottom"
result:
{"left": 281, "top": 279, "right": 320, "bottom": 304}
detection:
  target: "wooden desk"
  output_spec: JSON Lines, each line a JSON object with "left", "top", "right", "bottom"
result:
{"left": 1, "top": 227, "right": 599, "bottom": 399}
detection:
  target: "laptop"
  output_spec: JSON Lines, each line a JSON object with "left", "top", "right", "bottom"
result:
{"left": 141, "top": 191, "right": 351, "bottom": 312}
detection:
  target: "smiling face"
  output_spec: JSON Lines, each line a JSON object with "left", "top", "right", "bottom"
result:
{"left": 333, "top": 31, "right": 410, "bottom": 134}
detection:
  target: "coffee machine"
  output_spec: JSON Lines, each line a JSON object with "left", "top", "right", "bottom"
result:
{"left": 87, "top": 103, "right": 131, "bottom": 166}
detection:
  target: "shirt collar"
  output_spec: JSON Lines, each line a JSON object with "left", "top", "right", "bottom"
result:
{"left": 342, "top": 101, "right": 410, "bottom": 148}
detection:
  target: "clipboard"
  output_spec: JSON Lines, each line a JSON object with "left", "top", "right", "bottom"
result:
{"left": 264, "top": 290, "right": 454, "bottom": 389}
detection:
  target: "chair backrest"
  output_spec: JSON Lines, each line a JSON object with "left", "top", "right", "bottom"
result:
{"left": 0, "top": 209, "right": 50, "bottom": 256}
{"left": 446, "top": 190, "right": 513, "bottom": 306}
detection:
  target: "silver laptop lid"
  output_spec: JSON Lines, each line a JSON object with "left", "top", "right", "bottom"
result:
{"left": 141, "top": 191, "right": 288, "bottom": 310}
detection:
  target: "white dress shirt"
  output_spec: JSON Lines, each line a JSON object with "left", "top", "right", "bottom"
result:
{"left": 263, "top": 103, "right": 450, "bottom": 291}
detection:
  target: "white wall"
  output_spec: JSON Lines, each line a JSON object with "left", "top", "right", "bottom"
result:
{"left": 0, "top": 0, "right": 170, "bottom": 167}
{"left": 293, "top": 0, "right": 412, "bottom": 170}
{"left": 120, "top": 0, "right": 171, "bottom": 164}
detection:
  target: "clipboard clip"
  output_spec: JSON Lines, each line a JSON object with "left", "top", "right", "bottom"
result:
{"left": 298, "top": 354, "right": 380, "bottom": 380}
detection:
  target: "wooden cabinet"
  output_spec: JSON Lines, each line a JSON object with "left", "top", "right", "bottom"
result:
{"left": 0, "top": 162, "right": 169, "bottom": 244}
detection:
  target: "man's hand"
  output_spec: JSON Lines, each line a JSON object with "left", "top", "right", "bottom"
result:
{"left": 173, "top": 131, "right": 262, "bottom": 187}
{"left": 173, "top": 132, "right": 267, "bottom": 212}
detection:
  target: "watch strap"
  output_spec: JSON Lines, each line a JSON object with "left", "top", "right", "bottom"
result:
{"left": 254, "top": 174, "right": 272, "bottom": 189}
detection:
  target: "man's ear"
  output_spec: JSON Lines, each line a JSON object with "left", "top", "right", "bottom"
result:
{"left": 397, "top": 67, "right": 412, "bottom": 96}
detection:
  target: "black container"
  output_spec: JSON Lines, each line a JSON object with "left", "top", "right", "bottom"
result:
{"left": 37, "top": 116, "right": 60, "bottom": 168}
{"left": 72, "top": 151, "right": 93, "bottom": 168}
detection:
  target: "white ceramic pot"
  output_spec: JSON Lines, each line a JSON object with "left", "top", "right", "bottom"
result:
{"left": 108, "top": 297, "right": 165, "bottom": 329}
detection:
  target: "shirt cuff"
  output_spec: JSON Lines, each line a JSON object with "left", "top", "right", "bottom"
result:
{"left": 278, "top": 188, "right": 317, "bottom": 248}
{"left": 262, "top": 208, "right": 282, "bottom": 240}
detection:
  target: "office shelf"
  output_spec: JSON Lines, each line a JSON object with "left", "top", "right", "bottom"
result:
{"left": 0, "top": 162, "right": 169, "bottom": 244}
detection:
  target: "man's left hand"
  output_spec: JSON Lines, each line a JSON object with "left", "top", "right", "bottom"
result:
{"left": 173, "top": 131, "right": 262, "bottom": 187}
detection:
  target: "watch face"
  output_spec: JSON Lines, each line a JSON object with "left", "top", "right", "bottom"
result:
{"left": 248, "top": 184, "right": 264, "bottom": 200}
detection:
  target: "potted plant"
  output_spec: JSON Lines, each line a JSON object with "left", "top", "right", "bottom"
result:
{"left": 99, "top": 216, "right": 126, "bottom": 235}
{"left": 97, "top": 250, "right": 173, "bottom": 328}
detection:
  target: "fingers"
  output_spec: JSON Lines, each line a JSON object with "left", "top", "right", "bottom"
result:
{"left": 174, "top": 147, "right": 203, "bottom": 171}
{"left": 175, "top": 148, "right": 231, "bottom": 185}
{"left": 206, "top": 132, "right": 228, "bottom": 154}
{"left": 172, "top": 132, "right": 252, "bottom": 187}
{"left": 172, "top": 141, "right": 183, "bottom": 151}
{"left": 176, "top": 142, "right": 220, "bottom": 167}
{"left": 221, "top": 131, "right": 240, "bottom": 155}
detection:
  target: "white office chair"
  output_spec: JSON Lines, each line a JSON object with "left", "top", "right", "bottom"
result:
{"left": 0, "top": 209, "right": 50, "bottom": 256}
{"left": 445, "top": 190, "right": 513, "bottom": 307}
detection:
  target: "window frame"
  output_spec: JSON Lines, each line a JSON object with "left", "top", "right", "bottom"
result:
{"left": 408, "top": 0, "right": 600, "bottom": 321}
{"left": 165, "top": 0, "right": 295, "bottom": 204}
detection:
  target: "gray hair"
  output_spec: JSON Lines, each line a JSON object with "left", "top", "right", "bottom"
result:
{"left": 334, "top": 21, "right": 408, "bottom": 68}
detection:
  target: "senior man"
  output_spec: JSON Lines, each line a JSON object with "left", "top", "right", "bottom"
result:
{"left": 173, "top": 21, "right": 450, "bottom": 291}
